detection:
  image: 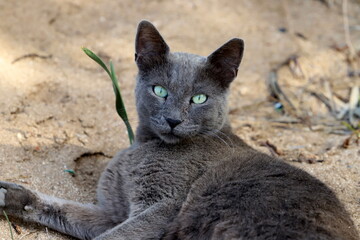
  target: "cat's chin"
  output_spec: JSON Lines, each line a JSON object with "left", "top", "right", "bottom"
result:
{"left": 157, "top": 132, "right": 183, "bottom": 144}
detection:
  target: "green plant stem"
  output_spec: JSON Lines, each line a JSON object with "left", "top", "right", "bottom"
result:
{"left": 124, "top": 120, "right": 135, "bottom": 145}
{"left": 3, "top": 210, "right": 14, "bottom": 240}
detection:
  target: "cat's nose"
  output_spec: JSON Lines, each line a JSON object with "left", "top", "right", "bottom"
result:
{"left": 165, "top": 118, "right": 182, "bottom": 129}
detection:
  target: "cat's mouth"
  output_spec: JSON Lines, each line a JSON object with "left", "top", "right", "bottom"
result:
{"left": 150, "top": 118, "right": 199, "bottom": 144}
{"left": 158, "top": 128, "right": 201, "bottom": 144}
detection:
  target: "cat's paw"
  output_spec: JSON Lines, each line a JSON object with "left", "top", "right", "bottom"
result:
{"left": 0, "top": 188, "right": 7, "bottom": 207}
{"left": 0, "top": 181, "right": 38, "bottom": 217}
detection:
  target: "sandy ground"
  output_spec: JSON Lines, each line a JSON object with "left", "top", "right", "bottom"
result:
{"left": 0, "top": 0, "right": 359, "bottom": 239}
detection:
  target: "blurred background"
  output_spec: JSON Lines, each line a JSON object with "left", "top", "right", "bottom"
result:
{"left": 0, "top": 0, "right": 359, "bottom": 239}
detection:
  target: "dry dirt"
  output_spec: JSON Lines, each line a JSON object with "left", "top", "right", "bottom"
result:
{"left": 0, "top": 0, "right": 360, "bottom": 239}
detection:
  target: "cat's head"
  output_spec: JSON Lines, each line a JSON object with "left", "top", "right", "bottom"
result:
{"left": 134, "top": 20, "right": 244, "bottom": 144}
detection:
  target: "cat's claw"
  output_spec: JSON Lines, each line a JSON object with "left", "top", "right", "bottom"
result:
{"left": 0, "top": 188, "right": 7, "bottom": 207}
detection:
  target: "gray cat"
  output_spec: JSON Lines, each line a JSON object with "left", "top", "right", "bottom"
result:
{"left": 0, "top": 20, "right": 358, "bottom": 240}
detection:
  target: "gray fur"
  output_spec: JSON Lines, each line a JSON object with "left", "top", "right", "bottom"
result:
{"left": 0, "top": 20, "right": 358, "bottom": 240}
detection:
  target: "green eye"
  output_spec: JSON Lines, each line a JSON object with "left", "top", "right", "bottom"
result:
{"left": 192, "top": 94, "right": 207, "bottom": 104}
{"left": 153, "top": 85, "right": 168, "bottom": 98}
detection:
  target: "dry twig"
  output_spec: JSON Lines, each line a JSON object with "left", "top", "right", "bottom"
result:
{"left": 12, "top": 53, "right": 52, "bottom": 64}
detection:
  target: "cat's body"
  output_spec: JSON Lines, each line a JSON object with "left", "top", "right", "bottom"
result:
{"left": 0, "top": 21, "right": 358, "bottom": 240}
{"left": 163, "top": 142, "right": 357, "bottom": 240}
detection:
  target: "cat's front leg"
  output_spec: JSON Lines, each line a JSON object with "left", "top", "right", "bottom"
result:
{"left": 94, "top": 200, "right": 179, "bottom": 240}
{"left": 0, "top": 181, "right": 117, "bottom": 240}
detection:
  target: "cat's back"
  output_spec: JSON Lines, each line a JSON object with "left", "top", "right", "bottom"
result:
{"left": 163, "top": 151, "right": 359, "bottom": 240}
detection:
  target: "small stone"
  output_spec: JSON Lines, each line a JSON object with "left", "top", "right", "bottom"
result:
{"left": 278, "top": 27, "right": 287, "bottom": 33}
{"left": 17, "top": 132, "right": 25, "bottom": 141}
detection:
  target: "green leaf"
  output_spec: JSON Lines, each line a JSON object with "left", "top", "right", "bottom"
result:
{"left": 82, "top": 47, "right": 111, "bottom": 77}
{"left": 341, "top": 121, "right": 356, "bottom": 132}
{"left": 64, "top": 169, "right": 76, "bottom": 175}
{"left": 82, "top": 47, "right": 134, "bottom": 145}
{"left": 110, "top": 61, "right": 134, "bottom": 144}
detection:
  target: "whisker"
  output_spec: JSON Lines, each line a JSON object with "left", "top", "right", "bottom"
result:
{"left": 214, "top": 130, "right": 235, "bottom": 148}
{"left": 199, "top": 129, "right": 233, "bottom": 153}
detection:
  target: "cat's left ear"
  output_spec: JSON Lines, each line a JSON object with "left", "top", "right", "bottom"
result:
{"left": 135, "top": 20, "right": 170, "bottom": 72}
{"left": 206, "top": 38, "right": 244, "bottom": 88}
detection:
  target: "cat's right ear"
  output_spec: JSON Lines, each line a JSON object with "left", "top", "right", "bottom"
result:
{"left": 135, "top": 20, "right": 170, "bottom": 72}
{"left": 206, "top": 38, "right": 244, "bottom": 88}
